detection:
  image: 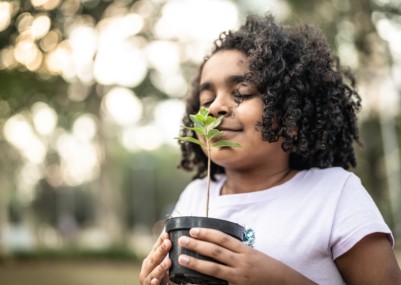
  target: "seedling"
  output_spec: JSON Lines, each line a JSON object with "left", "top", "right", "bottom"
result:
{"left": 176, "top": 107, "right": 241, "bottom": 217}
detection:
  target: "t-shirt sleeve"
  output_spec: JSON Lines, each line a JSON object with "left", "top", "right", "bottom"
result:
{"left": 170, "top": 179, "right": 207, "bottom": 217}
{"left": 330, "top": 173, "right": 394, "bottom": 260}
{"left": 170, "top": 186, "right": 192, "bottom": 217}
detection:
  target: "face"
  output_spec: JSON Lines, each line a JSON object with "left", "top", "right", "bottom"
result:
{"left": 198, "top": 49, "right": 289, "bottom": 172}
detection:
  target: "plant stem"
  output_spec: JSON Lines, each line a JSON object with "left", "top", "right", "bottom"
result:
{"left": 206, "top": 140, "right": 211, "bottom": 218}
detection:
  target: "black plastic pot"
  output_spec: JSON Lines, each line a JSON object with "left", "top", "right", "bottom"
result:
{"left": 165, "top": 216, "right": 244, "bottom": 285}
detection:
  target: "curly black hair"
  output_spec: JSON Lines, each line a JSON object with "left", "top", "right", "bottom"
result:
{"left": 178, "top": 13, "right": 362, "bottom": 180}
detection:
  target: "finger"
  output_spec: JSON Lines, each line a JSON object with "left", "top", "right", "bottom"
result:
{"left": 141, "top": 238, "right": 172, "bottom": 280}
{"left": 152, "top": 232, "right": 169, "bottom": 252}
{"left": 178, "top": 235, "right": 236, "bottom": 266}
{"left": 147, "top": 257, "right": 172, "bottom": 285}
{"left": 189, "top": 227, "right": 244, "bottom": 252}
{"left": 160, "top": 269, "right": 172, "bottom": 285}
{"left": 178, "top": 253, "right": 232, "bottom": 281}
{"left": 149, "top": 238, "right": 171, "bottom": 266}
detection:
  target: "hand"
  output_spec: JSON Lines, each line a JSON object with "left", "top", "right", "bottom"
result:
{"left": 177, "top": 227, "right": 316, "bottom": 285}
{"left": 139, "top": 232, "right": 173, "bottom": 285}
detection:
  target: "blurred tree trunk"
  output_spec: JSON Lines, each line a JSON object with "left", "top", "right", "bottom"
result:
{"left": 88, "top": 84, "right": 124, "bottom": 244}
{"left": 0, "top": 143, "right": 19, "bottom": 254}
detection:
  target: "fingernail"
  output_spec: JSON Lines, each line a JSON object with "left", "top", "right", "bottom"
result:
{"left": 160, "top": 260, "right": 166, "bottom": 269}
{"left": 179, "top": 254, "right": 190, "bottom": 265}
{"left": 190, "top": 228, "right": 200, "bottom": 236}
{"left": 162, "top": 257, "right": 171, "bottom": 268}
{"left": 179, "top": 236, "right": 189, "bottom": 245}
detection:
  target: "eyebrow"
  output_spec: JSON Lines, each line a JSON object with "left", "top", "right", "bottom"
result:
{"left": 199, "top": 75, "right": 246, "bottom": 93}
{"left": 226, "top": 75, "right": 246, "bottom": 85}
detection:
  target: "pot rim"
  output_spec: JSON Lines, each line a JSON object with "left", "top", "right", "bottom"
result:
{"left": 165, "top": 216, "right": 244, "bottom": 240}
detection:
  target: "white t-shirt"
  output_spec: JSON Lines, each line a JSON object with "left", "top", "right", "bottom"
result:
{"left": 172, "top": 167, "right": 394, "bottom": 284}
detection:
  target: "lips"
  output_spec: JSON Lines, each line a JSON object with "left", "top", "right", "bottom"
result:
{"left": 218, "top": 128, "right": 239, "bottom": 132}
{"left": 212, "top": 126, "right": 241, "bottom": 142}
{"left": 217, "top": 124, "right": 242, "bottom": 132}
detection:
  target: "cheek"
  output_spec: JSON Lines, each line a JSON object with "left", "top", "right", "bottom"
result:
{"left": 237, "top": 96, "right": 264, "bottom": 113}
{"left": 238, "top": 104, "right": 264, "bottom": 126}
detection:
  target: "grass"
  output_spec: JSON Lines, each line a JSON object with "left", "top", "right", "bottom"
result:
{"left": 0, "top": 259, "right": 141, "bottom": 285}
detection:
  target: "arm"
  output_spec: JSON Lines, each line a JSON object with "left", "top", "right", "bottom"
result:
{"left": 177, "top": 227, "right": 317, "bottom": 285}
{"left": 335, "top": 233, "right": 401, "bottom": 284}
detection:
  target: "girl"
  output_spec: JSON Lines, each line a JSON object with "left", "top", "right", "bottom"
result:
{"left": 140, "top": 14, "right": 401, "bottom": 284}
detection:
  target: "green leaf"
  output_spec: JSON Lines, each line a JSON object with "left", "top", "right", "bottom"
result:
{"left": 212, "top": 140, "right": 241, "bottom": 148}
{"left": 205, "top": 116, "right": 215, "bottom": 126}
{"left": 206, "top": 129, "right": 222, "bottom": 140}
{"left": 180, "top": 125, "right": 203, "bottom": 136}
{"left": 190, "top": 114, "right": 203, "bottom": 127}
{"left": 175, "top": 136, "right": 204, "bottom": 147}
{"left": 199, "top": 107, "right": 209, "bottom": 117}
{"left": 208, "top": 115, "right": 223, "bottom": 130}
{"left": 187, "top": 127, "right": 206, "bottom": 137}
{"left": 179, "top": 108, "right": 241, "bottom": 150}
{"left": 196, "top": 113, "right": 206, "bottom": 122}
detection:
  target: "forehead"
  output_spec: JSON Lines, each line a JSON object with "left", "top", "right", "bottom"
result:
{"left": 200, "top": 50, "right": 249, "bottom": 81}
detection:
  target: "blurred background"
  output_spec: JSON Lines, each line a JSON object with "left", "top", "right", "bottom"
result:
{"left": 0, "top": 0, "right": 400, "bottom": 284}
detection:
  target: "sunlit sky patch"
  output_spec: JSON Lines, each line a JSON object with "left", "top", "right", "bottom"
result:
{"left": 155, "top": 0, "right": 238, "bottom": 42}
{"left": 45, "top": 40, "right": 71, "bottom": 75}
{"left": 336, "top": 20, "right": 358, "bottom": 69}
{"left": 94, "top": 14, "right": 147, "bottom": 87}
{"left": 102, "top": 87, "right": 143, "bottom": 126}
{"left": 146, "top": 41, "right": 181, "bottom": 72}
{"left": 68, "top": 24, "right": 97, "bottom": 83}
{"left": 31, "top": 0, "right": 61, "bottom": 10}
{"left": 72, "top": 114, "right": 98, "bottom": 142}
{"left": 120, "top": 98, "right": 185, "bottom": 152}
{"left": 0, "top": 2, "right": 13, "bottom": 32}
{"left": 55, "top": 132, "right": 100, "bottom": 186}
{"left": 31, "top": 102, "right": 58, "bottom": 136}
{"left": 375, "top": 17, "right": 401, "bottom": 58}
{"left": 121, "top": 124, "right": 164, "bottom": 152}
{"left": 153, "top": 99, "right": 185, "bottom": 146}
{"left": 3, "top": 113, "right": 47, "bottom": 164}
{"left": 31, "top": 14, "right": 51, "bottom": 39}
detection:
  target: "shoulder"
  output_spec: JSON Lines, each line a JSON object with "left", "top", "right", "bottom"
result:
{"left": 323, "top": 168, "right": 394, "bottom": 259}
{"left": 299, "top": 167, "right": 359, "bottom": 192}
{"left": 292, "top": 167, "right": 370, "bottom": 210}
{"left": 302, "top": 167, "right": 355, "bottom": 180}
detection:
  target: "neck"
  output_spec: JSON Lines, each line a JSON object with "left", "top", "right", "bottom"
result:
{"left": 221, "top": 167, "right": 296, "bottom": 195}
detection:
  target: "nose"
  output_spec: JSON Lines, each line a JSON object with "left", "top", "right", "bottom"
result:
{"left": 208, "top": 94, "right": 232, "bottom": 118}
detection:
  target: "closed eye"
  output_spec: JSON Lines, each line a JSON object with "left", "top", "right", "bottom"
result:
{"left": 200, "top": 99, "right": 214, "bottom": 107}
{"left": 199, "top": 86, "right": 215, "bottom": 107}
{"left": 199, "top": 93, "right": 215, "bottom": 107}
{"left": 233, "top": 88, "right": 256, "bottom": 104}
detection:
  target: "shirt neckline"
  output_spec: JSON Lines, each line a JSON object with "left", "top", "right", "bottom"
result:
{"left": 210, "top": 170, "right": 306, "bottom": 204}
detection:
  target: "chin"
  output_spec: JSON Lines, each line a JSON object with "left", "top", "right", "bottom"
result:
{"left": 211, "top": 153, "right": 241, "bottom": 166}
